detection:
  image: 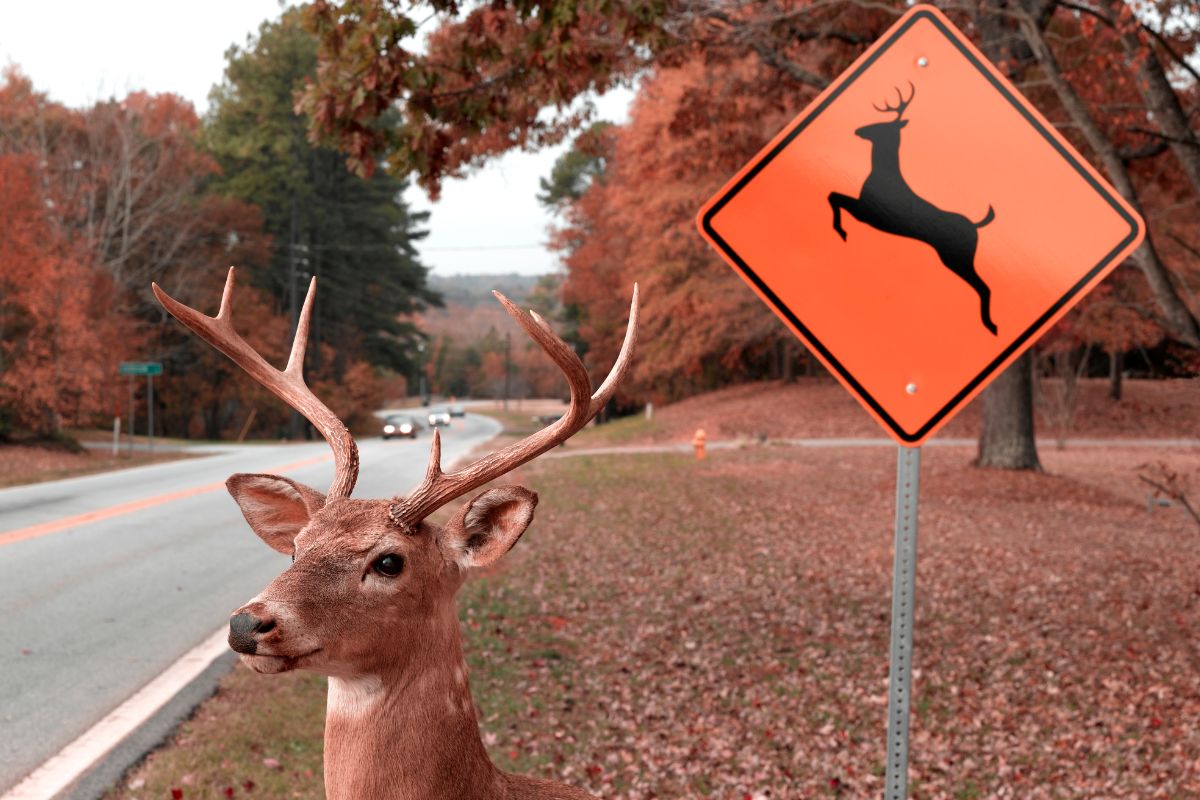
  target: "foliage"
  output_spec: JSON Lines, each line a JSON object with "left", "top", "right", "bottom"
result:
{"left": 0, "top": 152, "right": 127, "bottom": 435}
{"left": 553, "top": 56, "right": 840, "bottom": 401}
{"left": 299, "top": 0, "right": 670, "bottom": 196}
{"left": 0, "top": 66, "right": 302, "bottom": 440}
{"left": 205, "top": 9, "right": 439, "bottom": 383}
{"left": 537, "top": 121, "right": 614, "bottom": 212}
{"left": 416, "top": 274, "right": 587, "bottom": 401}
{"left": 0, "top": 36, "right": 434, "bottom": 441}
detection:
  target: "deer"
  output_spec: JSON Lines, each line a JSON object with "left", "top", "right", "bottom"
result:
{"left": 828, "top": 82, "right": 999, "bottom": 335}
{"left": 151, "top": 267, "right": 637, "bottom": 800}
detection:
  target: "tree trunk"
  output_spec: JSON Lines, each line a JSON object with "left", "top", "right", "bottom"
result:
{"left": 966, "top": 0, "right": 1043, "bottom": 469}
{"left": 1017, "top": 11, "right": 1200, "bottom": 348}
{"left": 782, "top": 338, "right": 797, "bottom": 383}
{"left": 1109, "top": 350, "right": 1124, "bottom": 401}
{"left": 976, "top": 351, "right": 1041, "bottom": 470}
{"left": 804, "top": 349, "right": 817, "bottom": 376}
{"left": 287, "top": 190, "right": 305, "bottom": 440}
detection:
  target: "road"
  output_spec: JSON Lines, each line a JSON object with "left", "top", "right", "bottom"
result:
{"left": 0, "top": 412, "right": 500, "bottom": 793}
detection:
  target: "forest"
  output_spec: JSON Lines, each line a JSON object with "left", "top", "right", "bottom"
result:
{"left": 2, "top": 0, "right": 1197, "bottom": 456}
{"left": 0, "top": 9, "right": 435, "bottom": 443}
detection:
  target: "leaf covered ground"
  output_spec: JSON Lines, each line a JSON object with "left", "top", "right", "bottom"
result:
{"left": 0, "top": 444, "right": 192, "bottom": 488}
{"left": 572, "top": 377, "right": 1199, "bottom": 447}
{"left": 107, "top": 439, "right": 1199, "bottom": 799}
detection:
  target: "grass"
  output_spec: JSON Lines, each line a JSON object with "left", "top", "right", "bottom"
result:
{"left": 70, "top": 428, "right": 201, "bottom": 449}
{"left": 470, "top": 404, "right": 665, "bottom": 450}
{"left": 103, "top": 667, "right": 327, "bottom": 798}
{"left": 572, "top": 412, "right": 663, "bottom": 447}
{"left": 0, "top": 447, "right": 197, "bottom": 489}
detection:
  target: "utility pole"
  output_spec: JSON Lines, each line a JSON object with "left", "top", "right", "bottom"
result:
{"left": 287, "top": 191, "right": 303, "bottom": 440}
{"left": 127, "top": 375, "right": 134, "bottom": 457}
{"left": 147, "top": 372, "right": 155, "bottom": 455}
{"left": 504, "top": 331, "right": 512, "bottom": 411}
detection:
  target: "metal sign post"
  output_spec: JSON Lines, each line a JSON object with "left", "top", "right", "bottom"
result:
{"left": 127, "top": 375, "right": 135, "bottom": 457}
{"left": 147, "top": 373, "right": 155, "bottom": 455}
{"left": 119, "top": 362, "right": 162, "bottom": 456}
{"left": 885, "top": 446, "right": 921, "bottom": 800}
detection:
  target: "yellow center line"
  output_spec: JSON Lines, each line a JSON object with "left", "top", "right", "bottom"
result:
{"left": 0, "top": 454, "right": 333, "bottom": 548}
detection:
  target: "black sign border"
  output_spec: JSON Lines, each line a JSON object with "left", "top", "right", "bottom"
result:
{"left": 699, "top": 8, "right": 1141, "bottom": 443}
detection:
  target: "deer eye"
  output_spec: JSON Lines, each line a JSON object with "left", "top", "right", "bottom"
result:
{"left": 372, "top": 554, "right": 405, "bottom": 577}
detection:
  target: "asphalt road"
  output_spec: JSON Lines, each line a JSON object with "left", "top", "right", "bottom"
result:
{"left": 0, "top": 412, "right": 500, "bottom": 792}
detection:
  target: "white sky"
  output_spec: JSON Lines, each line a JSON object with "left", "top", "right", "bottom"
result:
{"left": 0, "top": 1, "right": 630, "bottom": 277}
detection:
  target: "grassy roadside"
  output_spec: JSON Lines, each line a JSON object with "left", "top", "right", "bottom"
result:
{"left": 103, "top": 435, "right": 1200, "bottom": 799}
{"left": 470, "top": 404, "right": 665, "bottom": 450}
{"left": 0, "top": 446, "right": 198, "bottom": 489}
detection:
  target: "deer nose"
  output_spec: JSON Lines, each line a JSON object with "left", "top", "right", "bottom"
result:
{"left": 228, "top": 611, "right": 276, "bottom": 654}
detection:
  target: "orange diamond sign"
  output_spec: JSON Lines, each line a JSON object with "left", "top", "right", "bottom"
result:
{"left": 697, "top": 5, "right": 1144, "bottom": 445}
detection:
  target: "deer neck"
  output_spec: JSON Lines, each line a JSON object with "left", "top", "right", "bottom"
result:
{"left": 868, "top": 140, "right": 902, "bottom": 179}
{"left": 322, "top": 604, "right": 501, "bottom": 800}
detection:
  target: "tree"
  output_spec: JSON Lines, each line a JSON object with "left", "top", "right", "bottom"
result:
{"left": 549, "top": 55, "right": 833, "bottom": 401}
{"left": 206, "top": 8, "right": 439, "bottom": 406}
{"left": 0, "top": 154, "right": 126, "bottom": 437}
{"left": 537, "top": 122, "right": 614, "bottom": 212}
{"left": 0, "top": 67, "right": 337, "bottom": 442}
{"left": 965, "top": 0, "right": 1199, "bottom": 466}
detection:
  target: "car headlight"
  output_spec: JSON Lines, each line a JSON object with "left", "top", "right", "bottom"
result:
{"left": 383, "top": 424, "right": 396, "bottom": 433}
{"left": 399, "top": 424, "right": 413, "bottom": 433}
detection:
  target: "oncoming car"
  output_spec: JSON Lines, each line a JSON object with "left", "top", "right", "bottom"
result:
{"left": 382, "top": 415, "right": 421, "bottom": 440}
{"left": 427, "top": 409, "right": 451, "bottom": 428}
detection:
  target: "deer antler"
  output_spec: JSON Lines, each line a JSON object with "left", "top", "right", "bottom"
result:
{"left": 152, "top": 267, "right": 360, "bottom": 500}
{"left": 389, "top": 285, "right": 639, "bottom": 527}
{"left": 872, "top": 81, "right": 915, "bottom": 119}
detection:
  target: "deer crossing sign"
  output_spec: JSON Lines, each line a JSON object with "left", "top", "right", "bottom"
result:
{"left": 698, "top": 4, "right": 1144, "bottom": 445}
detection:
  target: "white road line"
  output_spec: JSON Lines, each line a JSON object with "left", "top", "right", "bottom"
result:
{"left": 2, "top": 627, "right": 230, "bottom": 800}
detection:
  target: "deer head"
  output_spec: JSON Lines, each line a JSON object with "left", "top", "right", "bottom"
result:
{"left": 855, "top": 81, "right": 915, "bottom": 143}
{"left": 152, "top": 268, "right": 638, "bottom": 683}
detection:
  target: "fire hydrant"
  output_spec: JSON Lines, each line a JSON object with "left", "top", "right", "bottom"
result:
{"left": 692, "top": 428, "right": 707, "bottom": 460}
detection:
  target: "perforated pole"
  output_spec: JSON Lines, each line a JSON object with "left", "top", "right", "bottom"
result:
{"left": 884, "top": 445, "right": 921, "bottom": 800}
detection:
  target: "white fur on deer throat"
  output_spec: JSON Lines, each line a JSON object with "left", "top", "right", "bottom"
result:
{"left": 327, "top": 675, "right": 384, "bottom": 718}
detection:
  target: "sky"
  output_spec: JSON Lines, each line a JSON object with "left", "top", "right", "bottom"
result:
{"left": 0, "top": 1, "right": 631, "bottom": 277}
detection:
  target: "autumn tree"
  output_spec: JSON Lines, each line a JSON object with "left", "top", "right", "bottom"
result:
{"left": 0, "top": 71, "right": 240, "bottom": 438}
{"left": 0, "top": 68, "right": 296, "bottom": 441}
{"left": 0, "top": 154, "right": 128, "bottom": 437}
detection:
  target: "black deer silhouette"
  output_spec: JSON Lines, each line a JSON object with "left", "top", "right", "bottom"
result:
{"left": 828, "top": 83, "right": 998, "bottom": 335}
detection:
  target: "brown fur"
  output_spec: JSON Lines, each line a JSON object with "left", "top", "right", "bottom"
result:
{"left": 225, "top": 478, "right": 599, "bottom": 800}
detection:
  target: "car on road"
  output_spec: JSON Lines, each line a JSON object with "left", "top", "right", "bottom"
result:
{"left": 382, "top": 415, "right": 421, "bottom": 439}
{"left": 427, "top": 409, "right": 451, "bottom": 427}
{"left": 448, "top": 403, "right": 466, "bottom": 418}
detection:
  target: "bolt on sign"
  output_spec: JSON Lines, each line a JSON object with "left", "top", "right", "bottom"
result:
{"left": 697, "top": 4, "right": 1144, "bottom": 445}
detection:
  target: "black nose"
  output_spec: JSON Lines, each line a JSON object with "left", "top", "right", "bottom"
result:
{"left": 228, "top": 612, "right": 275, "bottom": 654}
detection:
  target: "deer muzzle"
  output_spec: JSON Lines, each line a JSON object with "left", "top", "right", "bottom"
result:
{"left": 228, "top": 610, "right": 276, "bottom": 654}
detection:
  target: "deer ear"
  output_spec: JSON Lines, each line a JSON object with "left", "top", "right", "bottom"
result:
{"left": 226, "top": 474, "right": 325, "bottom": 555}
{"left": 440, "top": 486, "right": 538, "bottom": 569}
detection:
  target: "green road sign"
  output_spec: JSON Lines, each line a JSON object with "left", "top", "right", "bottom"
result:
{"left": 119, "top": 361, "right": 162, "bottom": 376}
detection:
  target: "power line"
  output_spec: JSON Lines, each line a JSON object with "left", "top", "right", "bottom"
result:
{"left": 423, "top": 243, "right": 547, "bottom": 252}
{"left": 289, "top": 242, "right": 547, "bottom": 253}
